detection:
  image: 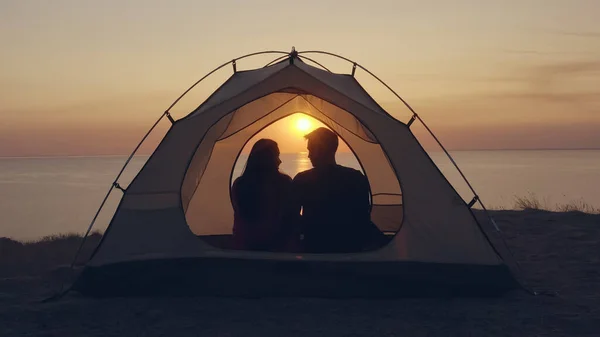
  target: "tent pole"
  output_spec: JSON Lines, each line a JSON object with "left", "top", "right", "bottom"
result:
{"left": 298, "top": 51, "right": 500, "bottom": 212}
{"left": 297, "top": 55, "right": 332, "bottom": 72}
{"left": 414, "top": 115, "right": 483, "bottom": 208}
{"left": 166, "top": 50, "right": 288, "bottom": 112}
{"left": 297, "top": 51, "right": 422, "bottom": 118}
{"left": 62, "top": 48, "right": 529, "bottom": 296}
{"left": 296, "top": 51, "right": 529, "bottom": 280}
{"left": 69, "top": 184, "right": 115, "bottom": 269}
{"left": 298, "top": 51, "right": 528, "bottom": 281}
{"left": 297, "top": 51, "right": 486, "bottom": 211}
{"left": 263, "top": 55, "right": 289, "bottom": 67}
{"left": 69, "top": 111, "right": 169, "bottom": 269}
{"left": 72, "top": 50, "right": 291, "bottom": 269}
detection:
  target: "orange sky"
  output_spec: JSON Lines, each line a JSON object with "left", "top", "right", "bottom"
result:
{"left": 240, "top": 114, "right": 353, "bottom": 154}
{"left": 1, "top": 1, "right": 599, "bottom": 156}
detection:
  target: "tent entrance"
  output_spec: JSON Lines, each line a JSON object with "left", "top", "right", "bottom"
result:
{"left": 230, "top": 112, "right": 366, "bottom": 186}
{"left": 182, "top": 93, "right": 404, "bottom": 249}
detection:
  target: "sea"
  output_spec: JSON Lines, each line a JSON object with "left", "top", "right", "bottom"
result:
{"left": 1, "top": 150, "right": 599, "bottom": 241}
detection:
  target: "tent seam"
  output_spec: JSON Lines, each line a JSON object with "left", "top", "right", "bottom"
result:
{"left": 184, "top": 95, "right": 301, "bottom": 213}
{"left": 295, "top": 64, "right": 395, "bottom": 121}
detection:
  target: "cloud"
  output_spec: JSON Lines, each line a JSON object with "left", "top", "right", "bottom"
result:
{"left": 499, "top": 49, "right": 597, "bottom": 57}
{"left": 534, "top": 60, "right": 600, "bottom": 77}
{"left": 509, "top": 60, "right": 600, "bottom": 105}
{"left": 553, "top": 31, "right": 600, "bottom": 38}
{"left": 491, "top": 92, "right": 600, "bottom": 104}
{"left": 413, "top": 121, "right": 600, "bottom": 151}
{"left": 400, "top": 73, "right": 524, "bottom": 83}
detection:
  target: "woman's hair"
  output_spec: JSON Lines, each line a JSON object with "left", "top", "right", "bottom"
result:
{"left": 234, "top": 139, "right": 280, "bottom": 221}
{"left": 242, "top": 138, "right": 280, "bottom": 176}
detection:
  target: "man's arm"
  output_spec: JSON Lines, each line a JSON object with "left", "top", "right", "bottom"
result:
{"left": 289, "top": 175, "right": 303, "bottom": 218}
{"left": 355, "top": 171, "right": 372, "bottom": 223}
{"left": 285, "top": 175, "right": 305, "bottom": 243}
{"left": 355, "top": 171, "right": 386, "bottom": 247}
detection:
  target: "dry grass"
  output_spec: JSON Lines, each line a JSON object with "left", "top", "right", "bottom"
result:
{"left": 512, "top": 192, "right": 600, "bottom": 214}
{"left": 555, "top": 199, "right": 600, "bottom": 214}
{"left": 513, "top": 192, "right": 548, "bottom": 211}
{"left": 0, "top": 231, "right": 102, "bottom": 277}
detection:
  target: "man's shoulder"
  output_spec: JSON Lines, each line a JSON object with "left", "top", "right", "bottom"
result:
{"left": 231, "top": 176, "right": 243, "bottom": 188}
{"left": 335, "top": 165, "right": 368, "bottom": 188}
{"left": 277, "top": 172, "right": 292, "bottom": 183}
{"left": 335, "top": 165, "right": 365, "bottom": 178}
{"left": 292, "top": 169, "right": 316, "bottom": 183}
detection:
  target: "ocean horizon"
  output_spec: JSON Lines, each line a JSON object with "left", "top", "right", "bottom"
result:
{"left": 1, "top": 149, "right": 599, "bottom": 240}
{"left": 2, "top": 147, "right": 599, "bottom": 158}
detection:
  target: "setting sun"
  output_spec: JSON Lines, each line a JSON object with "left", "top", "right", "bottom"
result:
{"left": 295, "top": 116, "right": 312, "bottom": 132}
{"left": 239, "top": 113, "right": 348, "bottom": 154}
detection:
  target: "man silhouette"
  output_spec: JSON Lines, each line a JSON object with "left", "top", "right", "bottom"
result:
{"left": 292, "top": 127, "right": 383, "bottom": 253}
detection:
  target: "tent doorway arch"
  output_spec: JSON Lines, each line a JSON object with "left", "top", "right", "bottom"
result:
{"left": 183, "top": 96, "right": 404, "bottom": 240}
{"left": 229, "top": 113, "right": 366, "bottom": 187}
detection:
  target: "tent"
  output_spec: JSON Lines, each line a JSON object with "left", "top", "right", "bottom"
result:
{"left": 72, "top": 49, "right": 520, "bottom": 297}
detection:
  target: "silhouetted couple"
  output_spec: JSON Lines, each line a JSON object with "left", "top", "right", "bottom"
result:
{"left": 231, "top": 127, "right": 384, "bottom": 253}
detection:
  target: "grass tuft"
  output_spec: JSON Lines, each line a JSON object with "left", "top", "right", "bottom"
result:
{"left": 555, "top": 199, "right": 600, "bottom": 214}
{"left": 512, "top": 193, "right": 599, "bottom": 214}
{"left": 514, "top": 193, "right": 545, "bottom": 211}
{"left": 0, "top": 231, "right": 103, "bottom": 277}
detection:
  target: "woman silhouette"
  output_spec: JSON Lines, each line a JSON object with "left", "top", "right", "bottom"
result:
{"left": 231, "top": 139, "right": 295, "bottom": 251}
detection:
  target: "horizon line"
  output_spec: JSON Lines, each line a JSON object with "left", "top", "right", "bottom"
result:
{"left": 1, "top": 147, "right": 599, "bottom": 159}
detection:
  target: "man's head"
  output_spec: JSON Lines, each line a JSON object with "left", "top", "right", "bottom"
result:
{"left": 304, "top": 127, "right": 338, "bottom": 168}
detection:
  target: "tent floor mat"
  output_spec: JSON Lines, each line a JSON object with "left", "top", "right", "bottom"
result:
{"left": 73, "top": 257, "right": 519, "bottom": 298}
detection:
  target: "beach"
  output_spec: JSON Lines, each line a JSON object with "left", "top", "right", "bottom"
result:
{"left": 3, "top": 1, "right": 600, "bottom": 335}
{"left": 1, "top": 209, "right": 599, "bottom": 336}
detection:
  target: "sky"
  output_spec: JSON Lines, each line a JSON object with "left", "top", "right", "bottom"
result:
{"left": 1, "top": 0, "right": 599, "bottom": 156}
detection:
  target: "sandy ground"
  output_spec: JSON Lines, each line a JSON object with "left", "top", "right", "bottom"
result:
{"left": 1, "top": 210, "right": 599, "bottom": 336}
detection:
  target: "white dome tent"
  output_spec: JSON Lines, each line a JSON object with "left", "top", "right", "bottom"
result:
{"left": 72, "top": 49, "right": 520, "bottom": 297}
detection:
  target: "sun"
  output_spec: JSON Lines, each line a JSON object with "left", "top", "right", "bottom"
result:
{"left": 295, "top": 116, "right": 312, "bottom": 132}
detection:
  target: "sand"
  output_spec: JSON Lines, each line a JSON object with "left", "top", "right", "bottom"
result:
{"left": 1, "top": 210, "right": 599, "bottom": 336}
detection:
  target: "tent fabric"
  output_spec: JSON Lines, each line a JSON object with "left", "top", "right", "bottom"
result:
{"left": 78, "top": 54, "right": 517, "bottom": 296}
{"left": 184, "top": 94, "right": 401, "bottom": 236}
